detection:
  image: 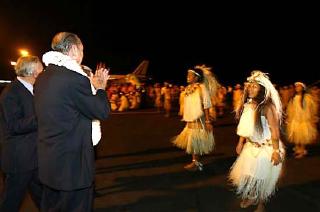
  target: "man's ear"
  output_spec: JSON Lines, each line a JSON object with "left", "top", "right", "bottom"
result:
{"left": 68, "top": 45, "right": 78, "bottom": 59}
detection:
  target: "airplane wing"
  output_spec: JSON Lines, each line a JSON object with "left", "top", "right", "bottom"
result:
{"left": 109, "top": 75, "right": 126, "bottom": 80}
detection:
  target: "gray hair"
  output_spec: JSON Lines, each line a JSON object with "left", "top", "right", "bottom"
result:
{"left": 14, "top": 56, "right": 41, "bottom": 77}
{"left": 51, "top": 32, "right": 82, "bottom": 54}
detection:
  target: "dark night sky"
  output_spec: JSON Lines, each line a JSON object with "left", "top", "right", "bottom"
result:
{"left": 0, "top": 1, "right": 319, "bottom": 86}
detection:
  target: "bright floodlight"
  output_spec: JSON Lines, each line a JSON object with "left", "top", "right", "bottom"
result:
{"left": 19, "top": 49, "right": 29, "bottom": 56}
{"left": 10, "top": 61, "right": 17, "bottom": 66}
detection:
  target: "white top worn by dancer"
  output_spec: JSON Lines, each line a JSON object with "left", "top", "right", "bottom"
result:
{"left": 237, "top": 103, "right": 271, "bottom": 143}
{"left": 183, "top": 83, "right": 212, "bottom": 122}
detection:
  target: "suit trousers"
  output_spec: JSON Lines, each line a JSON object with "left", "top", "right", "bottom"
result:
{"left": 41, "top": 184, "right": 93, "bottom": 212}
{"left": 0, "top": 169, "right": 42, "bottom": 212}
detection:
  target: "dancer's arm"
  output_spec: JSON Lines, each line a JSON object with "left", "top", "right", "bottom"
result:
{"left": 236, "top": 136, "right": 246, "bottom": 155}
{"left": 204, "top": 108, "right": 213, "bottom": 132}
{"left": 265, "top": 105, "right": 281, "bottom": 165}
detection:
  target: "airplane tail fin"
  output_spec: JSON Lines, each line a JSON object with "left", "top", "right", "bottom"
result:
{"left": 132, "top": 60, "right": 149, "bottom": 77}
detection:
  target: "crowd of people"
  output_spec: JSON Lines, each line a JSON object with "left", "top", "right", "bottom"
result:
{"left": 107, "top": 78, "right": 319, "bottom": 130}
{"left": 0, "top": 31, "right": 319, "bottom": 212}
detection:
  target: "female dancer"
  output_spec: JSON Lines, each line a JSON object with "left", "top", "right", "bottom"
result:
{"left": 286, "top": 82, "right": 318, "bottom": 158}
{"left": 172, "top": 65, "right": 218, "bottom": 171}
{"left": 229, "top": 71, "right": 285, "bottom": 212}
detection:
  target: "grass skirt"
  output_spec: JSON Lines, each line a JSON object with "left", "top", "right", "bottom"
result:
{"left": 229, "top": 141, "right": 284, "bottom": 202}
{"left": 287, "top": 120, "right": 318, "bottom": 145}
{"left": 172, "top": 125, "right": 214, "bottom": 155}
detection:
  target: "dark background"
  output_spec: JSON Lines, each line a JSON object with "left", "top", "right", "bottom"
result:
{"left": 0, "top": 1, "right": 319, "bottom": 86}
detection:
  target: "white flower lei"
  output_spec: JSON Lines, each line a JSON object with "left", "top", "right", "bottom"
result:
{"left": 42, "top": 51, "right": 85, "bottom": 76}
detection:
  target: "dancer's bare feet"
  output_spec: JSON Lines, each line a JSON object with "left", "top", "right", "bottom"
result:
{"left": 184, "top": 161, "right": 203, "bottom": 171}
{"left": 254, "top": 202, "right": 265, "bottom": 212}
{"left": 184, "top": 162, "right": 197, "bottom": 169}
{"left": 240, "top": 199, "right": 255, "bottom": 208}
{"left": 295, "top": 149, "right": 307, "bottom": 159}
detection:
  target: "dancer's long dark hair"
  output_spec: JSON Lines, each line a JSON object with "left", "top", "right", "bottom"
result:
{"left": 253, "top": 86, "right": 273, "bottom": 134}
{"left": 289, "top": 89, "right": 306, "bottom": 109}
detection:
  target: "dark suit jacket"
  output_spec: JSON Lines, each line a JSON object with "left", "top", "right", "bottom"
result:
{"left": 34, "top": 64, "right": 110, "bottom": 191}
{"left": 0, "top": 79, "right": 38, "bottom": 173}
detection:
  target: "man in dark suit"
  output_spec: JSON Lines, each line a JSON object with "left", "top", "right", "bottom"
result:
{"left": 34, "top": 32, "right": 110, "bottom": 211}
{"left": 0, "top": 56, "right": 43, "bottom": 212}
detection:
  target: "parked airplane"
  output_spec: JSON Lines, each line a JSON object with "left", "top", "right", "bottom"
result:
{"left": 108, "top": 60, "right": 150, "bottom": 87}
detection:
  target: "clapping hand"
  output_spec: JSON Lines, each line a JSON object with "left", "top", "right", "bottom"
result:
{"left": 90, "top": 62, "right": 110, "bottom": 90}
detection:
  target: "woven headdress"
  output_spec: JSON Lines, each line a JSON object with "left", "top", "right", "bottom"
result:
{"left": 194, "top": 64, "right": 220, "bottom": 97}
{"left": 247, "top": 70, "right": 282, "bottom": 121}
